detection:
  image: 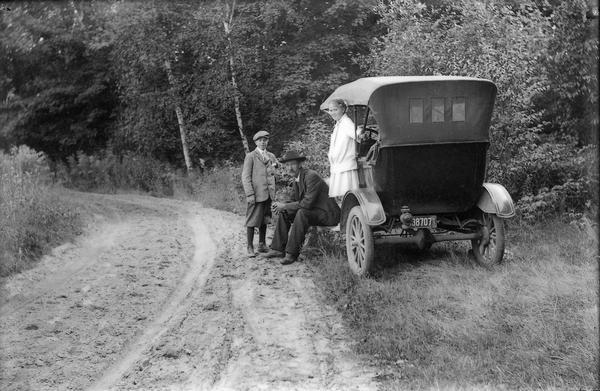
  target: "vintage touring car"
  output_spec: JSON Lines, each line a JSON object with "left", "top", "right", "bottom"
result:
{"left": 320, "top": 76, "right": 515, "bottom": 275}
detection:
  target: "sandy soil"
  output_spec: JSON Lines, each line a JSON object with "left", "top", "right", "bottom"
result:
{"left": 0, "top": 192, "right": 378, "bottom": 391}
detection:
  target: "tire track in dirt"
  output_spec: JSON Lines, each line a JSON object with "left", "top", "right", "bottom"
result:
{"left": 0, "top": 221, "right": 130, "bottom": 316}
{"left": 2, "top": 192, "right": 380, "bottom": 391}
{"left": 210, "top": 262, "right": 378, "bottom": 391}
{"left": 89, "top": 214, "right": 217, "bottom": 391}
{"left": 121, "top": 208, "right": 379, "bottom": 390}
{"left": 1, "top": 193, "right": 201, "bottom": 391}
{"left": 0, "top": 192, "right": 186, "bottom": 317}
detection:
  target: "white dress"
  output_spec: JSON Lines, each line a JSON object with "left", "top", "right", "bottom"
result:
{"left": 328, "top": 114, "right": 360, "bottom": 197}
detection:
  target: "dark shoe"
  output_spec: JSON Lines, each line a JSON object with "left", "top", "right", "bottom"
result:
{"left": 257, "top": 242, "right": 269, "bottom": 253}
{"left": 247, "top": 246, "right": 256, "bottom": 258}
{"left": 261, "top": 249, "right": 284, "bottom": 259}
{"left": 280, "top": 253, "right": 298, "bottom": 265}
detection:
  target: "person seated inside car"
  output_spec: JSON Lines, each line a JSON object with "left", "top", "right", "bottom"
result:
{"left": 356, "top": 125, "right": 379, "bottom": 158}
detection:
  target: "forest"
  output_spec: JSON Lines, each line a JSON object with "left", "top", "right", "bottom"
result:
{"left": 1, "top": 0, "right": 598, "bottom": 220}
{"left": 0, "top": 2, "right": 598, "bottom": 388}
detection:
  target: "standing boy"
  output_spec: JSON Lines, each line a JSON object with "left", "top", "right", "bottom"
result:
{"left": 241, "top": 131, "right": 278, "bottom": 257}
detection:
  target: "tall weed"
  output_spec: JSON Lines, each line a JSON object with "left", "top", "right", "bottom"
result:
{"left": 0, "top": 146, "right": 80, "bottom": 277}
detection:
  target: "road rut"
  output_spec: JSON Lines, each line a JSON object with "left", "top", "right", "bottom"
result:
{"left": 0, "top": 192, "right": 378, "bottom": 390}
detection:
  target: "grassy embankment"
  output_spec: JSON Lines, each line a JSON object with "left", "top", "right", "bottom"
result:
{"left": 0, "top": 147, "right": 81, "bottom": 277}
{"left": 304, "top": 220, "right": 598, "bottom": 390}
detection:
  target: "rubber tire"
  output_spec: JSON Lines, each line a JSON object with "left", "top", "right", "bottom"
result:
{"left": 345, "top": 206, "right": 375, "bottom": 276}
{"left": 471, "top": 213, "right": 505, "bottom": 267}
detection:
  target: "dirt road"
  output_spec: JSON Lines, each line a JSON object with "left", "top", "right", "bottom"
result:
{"left": 0, "top": 192, "right": 378, "bottom": 391}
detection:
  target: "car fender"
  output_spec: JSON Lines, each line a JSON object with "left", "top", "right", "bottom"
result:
{"left": 477, "top": 183, "right": 515, "bottom": 218}
{"left": 341, "top": 188, "right": 386, "bottom": 227}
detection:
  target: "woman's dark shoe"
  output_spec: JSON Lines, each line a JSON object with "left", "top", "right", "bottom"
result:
{"left": 257, "top": 242, "right": 269, "bottom": 253}
{"left": 261, "top": 249, "right": 284, "bottom": 258}
{"left": 247, "top": 246, "right": 256, "bottom": 258}
{"left": 280, "top": 253, "right": 298, "bottom": 265}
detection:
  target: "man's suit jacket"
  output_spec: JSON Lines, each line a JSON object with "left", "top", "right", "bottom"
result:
{"left": 285, "top": 168, "right": 340, "bottom": 225}
{"left": 242, "top": 148, "right": 277, "bottom": 202}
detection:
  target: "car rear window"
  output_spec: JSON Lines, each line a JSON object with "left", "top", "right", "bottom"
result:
{"left": 432, "top": 98, "right": 445, "bottom": 122}
{"left": 409, "top": 98, "right": 423, "bottom": 123}
{"left": 452, "top": 97, "right": 466, "bottom": 122}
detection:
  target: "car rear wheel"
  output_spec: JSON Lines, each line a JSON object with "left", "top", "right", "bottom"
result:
{"left": 345, "top": 206, "right": 375, "bottom": 276}
{"left": 471, "top": 213, "right": 505, "bottom": 267}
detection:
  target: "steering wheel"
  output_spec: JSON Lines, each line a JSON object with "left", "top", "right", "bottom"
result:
{"left": 358, "top": 125, "right": 379, "bottom": 142}
{"left": 363, "top": 125, "right": 379, "bottom": 140}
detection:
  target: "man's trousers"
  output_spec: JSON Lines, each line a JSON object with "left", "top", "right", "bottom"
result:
{"left": 270, "top": 208, "right": 335, "bottom": 256}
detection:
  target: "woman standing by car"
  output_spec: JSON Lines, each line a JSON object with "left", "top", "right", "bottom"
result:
{"left": 241, "top": 131, "right": 278, "bottom": 257}
{"left": 326, "top": 99, "right": 361, "bottom": 198}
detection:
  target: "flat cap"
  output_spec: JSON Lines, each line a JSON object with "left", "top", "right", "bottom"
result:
{"left": 253, "top": 131, "right": 270, "bottom": 141}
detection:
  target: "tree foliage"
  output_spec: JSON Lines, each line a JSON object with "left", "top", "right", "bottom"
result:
{"left": 358, "top": 0, "right": 598, "bottom": 215}
{"left": 0, "top": 0, "right": 597, "bottom": 216}
{"left": 1, "top": 0, "right": 380, "bottom": 164}
{"left": 0, "top": 2, "right": 118, "bottom": 159}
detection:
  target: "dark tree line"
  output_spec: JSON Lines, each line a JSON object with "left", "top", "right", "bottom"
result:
{"left": 0, "top": 0, "right": 597, "bottom": 182}
{"left": 0, "top": 0, "right": 381, "bottom": 167}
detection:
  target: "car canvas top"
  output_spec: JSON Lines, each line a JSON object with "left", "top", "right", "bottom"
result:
{"left": 321, "top": 76, "right": 497, "bottom": 147}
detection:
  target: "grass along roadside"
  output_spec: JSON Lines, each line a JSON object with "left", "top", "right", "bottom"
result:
{"left": 305, "top": 220, "right": 598, "bottom": 389}
{"left": 0, "top": 146, "right": 81, "bottom": 277}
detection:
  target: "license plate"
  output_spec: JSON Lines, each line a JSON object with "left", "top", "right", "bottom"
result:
{"left": 411, "top": 215, "right": 437, "bottom": 229}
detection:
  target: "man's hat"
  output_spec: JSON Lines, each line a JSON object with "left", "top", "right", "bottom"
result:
{"left": 253, "top": 131, "right": 270, "bottom": 141}
{"left": 280, "top": 150, "right": 306, "bottom": 163}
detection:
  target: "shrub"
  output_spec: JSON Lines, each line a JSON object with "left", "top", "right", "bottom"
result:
{"left": 498, "top": 144, "right": 598, "bottom": 221}
{"left": 0, "top": 146, "right": 80, "bottom": 276}
{"left": 283, "top": 116, "right": 332, "bottom": 179}
{"left": 173, "top": 160, "right": 246, "bottom": 214}
{"left": 363, "top": 0, "right": 598, "bottom": 221}
{"left": 59, "top": 151, "right": 176, "bottom": 196}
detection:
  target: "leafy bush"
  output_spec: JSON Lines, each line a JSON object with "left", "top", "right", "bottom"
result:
{"left": 365, "top": 0, "right": 598, "bottom": 220}
{"left": 496, "top": 144, "right": 598, "bottom": 221}
{"left": 0, "top": 146, "right": 80, "bottom": 276}
{"left": 173, "top": 160, "right": 246, "bottom": 214}
{"left": 59, "top": 151, "right": 176, "bottom": 196}
{"left": 283, "top": 117, "right": 332, "bottom": 179}
{"left": 517, "top": 181, "right": 592, "bottom": 222}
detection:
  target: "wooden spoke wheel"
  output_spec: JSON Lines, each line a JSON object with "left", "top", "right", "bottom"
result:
{"left": 345, "top": 206, "right": 375, "bottom": 276}
{"left": 471, "top": 213, "right": 505, "bottom": 267}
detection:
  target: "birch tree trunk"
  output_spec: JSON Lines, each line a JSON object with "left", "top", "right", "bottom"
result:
{"left": 164, "top": 59, "right": 193, "bottom": 173}
{"left": 69, "top": 0, "right": 84, "bottom": 33}
{"left": 223, "top": 0, "right": 250, "bottom": 154}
